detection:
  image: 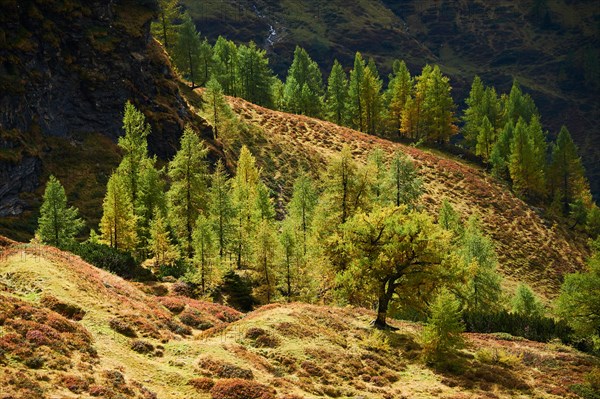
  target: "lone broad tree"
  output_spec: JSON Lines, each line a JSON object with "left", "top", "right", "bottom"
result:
{"left": 338, "top": 205, "right": 451, "bottom": 328}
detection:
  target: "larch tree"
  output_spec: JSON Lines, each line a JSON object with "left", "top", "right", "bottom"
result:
{"left": 490, "top": 121, "right": 514, "bottom": 179}
{"left": 237, "top": 41, "right": 274, "bottom": 107}
{"left": 462, "top": 76, "right": 486, "bottom": 148}
{"left": 197, "top": 38, "right": 213, "bottom": 87}
{"left": 556, "top": 237, "right": 600, "bottom": 341}
{"left": 203, "top": 77, "right": 231, "bottom": 140}
{"left": 36, "top": 175, "right": 84, "bottom": 247}
{"left": 284, "top": 46, "right": 324, "bottom": 117}
{"left": 503, "top": 79, "right": 539, "bottom": 126}
{"left": 151, "top": 0, "right": 181, "bottom": 50}
{"left": 172, "top": 13, "right": 202, "bottom": 88}
{"left": 438, "top": 198, "right": 462, "bottom": 237}
{"left": 509, "top": 117, "right": 545, "bottom": 199}
{"left": 367, "top": 148, "right": 386, "bottom": 203}
{"left": 548, "top": 126, "right": 589, "bottom": 215}
{"left": 148, "top": 210, "right": 179, "bottom": 269}
{"left": 361, "top": 63, "right": 383, "bottom": 135}
{"left": 208, "top": 160, "right": 234, "bottom": 262}
{"left": 117, "top": 101, "right": 151, "bottom": 207}
{"left": 100, "top": 172, "right": 137, "bottom": 251}
{"left": 212, "top": 36, "right": 239, "bottom": 96}
{"left": 338, "top": 206, "right": 452, "bottom": 329}
{"left": 422, "top": 288, "right": 465, "bottom": 361}
{"left": 325, "top": 60, "right": 348, "bottom": 126}
{"left": 253, "top": 218, "right": 279, "bottom": 303}
{"left": 386, "top": 60, "right": 412, "bottom": 137}
{"left": 384, "top": 151, "right": 423, "bottom": 209}
{"left": 420, "top": 65, "right": 457, "bottom": 143}
{"left": 288, "top": 171, "right": 318, "bottom": 257}
{"left": 167, "top": 125, "right": 209, "bottom": 258}
{"left": 476, "top": 115, "right": 495, "bottom": 161}
{"left": 348, "top": 52, "right": 366, "bottom": 132}
{"left": 231, "top": 145, "right": 261, "bottom": 269}
{"left": 193, "top": 213, "right": 216, "bottom": 293}
{"left": 459, "top": 216, "right": 503, "bottom": 313}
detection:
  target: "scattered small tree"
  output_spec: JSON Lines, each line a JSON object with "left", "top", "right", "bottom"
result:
{"left": 422, "top": 288, "right": 465, "bottom": 362}
{"left": 36, "top": 175, "right": 84, "bottom": 247}
{"left": 512, "top": 283, "right": 545, "bottom": 318}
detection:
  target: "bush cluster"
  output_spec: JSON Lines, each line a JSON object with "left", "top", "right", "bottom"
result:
{"left": 463, "top": 310, "right": 572, "bottom": 343}
{"left": 64, "top": 242, "right": 154, "bottom": 281}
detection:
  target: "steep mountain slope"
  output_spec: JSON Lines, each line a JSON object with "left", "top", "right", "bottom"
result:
{"left": 187, "top": 87, "right": 591, "bottom": 296}
{"left": 0, "top": 0, "right": 216, "bottom": 240}
{"left": 187, "top": 0, "right": 600, "bottom": 200}
{"left": 0, "top": 239, "right": 597, "bottom": 398}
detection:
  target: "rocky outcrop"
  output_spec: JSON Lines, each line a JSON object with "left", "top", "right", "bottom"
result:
{"left": 0, "top": 0, "right": 214, "bottom": 234}
{"left": 0, "top": 157, "right": 41, "bottom": 217}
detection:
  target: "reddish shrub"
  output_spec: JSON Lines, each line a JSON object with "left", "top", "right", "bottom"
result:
{"left": 109, "top": 318, "right": 137, "bottom": 337}
{"left": 300, "top": 360, "right": 324, "bottom": 377}
{"left": 210, "top": 379, "right": 275, "bottom": 399}
{"left": 41, "top": 294, "right": 86, "bottom": 320}
{"left": 189, "top": 377, "right": 214, "bottom": 392}
{"left": 244, "top": 327, "right": 280, "bottom": 348}
{"left": 199, "top": 357, "right": 254, "bottom": 379}
{"left": 159, "top": 297, "right": 186, "bottom": 314}
{"left": 25, "top": 329, "right": 50, "bottom": 346}
{"left": 179, "top": 308, "right": 213, "bottom": 330}
{"left": 89, "top": 385, "right": 109, "bottom": 396}
{"left": 172, "top": 281, "right": 192, "bottom": 297}
{"left": 131, "top": 339, "right": 154, "bottom": 354}
{"left": 60, "top": 374, "right": 89, "bottom": 393}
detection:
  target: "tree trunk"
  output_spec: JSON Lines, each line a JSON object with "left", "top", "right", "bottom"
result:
{"left": 372, "top": 279, "right": 398, "bottom": 330}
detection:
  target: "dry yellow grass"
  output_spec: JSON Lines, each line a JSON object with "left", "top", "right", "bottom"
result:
{"left": 0, "top": 240, "right": 597, "bottom": 398}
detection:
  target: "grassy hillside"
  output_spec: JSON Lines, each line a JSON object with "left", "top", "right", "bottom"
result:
{"left": 185, "top": 0, "right": 600, "bottom": 201}
{"left": 186, "top": 88, "right": 590, "bottom": 298}
{"left": 0, "top": 238, "right": 597, "bottom": 398}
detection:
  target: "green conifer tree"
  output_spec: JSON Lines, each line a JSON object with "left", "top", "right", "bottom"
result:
{"left": 36, "top": 175, "right": 84, "bottom": 247}
{"left": 325, "top": 60, "right": 348, "bottom": 126}
{"left": 172, "top": 13, "right": 203, "bottom": 88}
{"left": 167, "top": 125, "right": 209, "bottom": 258}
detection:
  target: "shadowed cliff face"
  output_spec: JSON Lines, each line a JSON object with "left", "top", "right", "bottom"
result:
{"left": 0, "top": 0, "right": 214, "bottom": 239}
{"left": 186, "top": 0, "right": 600, "bottom": 200}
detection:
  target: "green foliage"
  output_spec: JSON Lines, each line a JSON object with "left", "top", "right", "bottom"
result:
{"left": 215, "top": 270, "right": 254, "bottom": 311}
{"left": 548, "top": 126, "right": 589, "bottom": 216}
{"left": 556, "top": 239, "right": 600, "bottom": 342}
{"left": 212, "top": 36, "right": 239, "bottom": 96}
{"left": 231, "top": 145, "right": 261, "bottom": 269}
{"left": 337, "top": 206, "right": 452, "bottom": 326}
{"left": 149, "top": 210, "right": 179, "bottom": 269}
{"left": 325, "top": 60, "right": 348, "bottom": 126}
{"left": 503, "top": 80, "right": 539, "bottom": 126}
{"left": 284, "top": 46, "right": 324, "bottom": 117}
{"left": 490, "top": 121, "right": 514, "bottom": 179}
{"left": 237, "top": 42, "right": 274, "bottom": 107}
{"left": 203, "top": 77, "right": 232, "bottom": 140}
{"left": 462, "top": 310, "right": 572, "bottom": 343}
{"left": 512, "top": 283, "right": 545, "bottom": 318}
{"left": 459, "top": 217, "right": 503, "bottom": 313}
{"left": 361, "top": 60, "right": 384, "bottom": 135}
{"left": 192, "top": 214, "right": 216, "bottom": 293}
{"left": 167, "top": 125, "right": 209, "bottom": 258}
{"left": 172, "top": 13, "right": 203, "bottom": 88}
{"left": 65, "top": 241, "right": 153, "bottom": 281}
{"left": 151, "top": 0, "right": 181, "bottom": 50}
{"left": 383, "top": 151, "right": 422, "bottom": 208}
{"left": 36, "top": 175, "right": 84, "bottom": 247}
{"left": 422, "top": 288, "right": 465, "bottom": 361}
{"left": 509, "top": 117, "right": 546, "bottom": 200}
{"left": 208, "top": 160, "right": 235, "bottom": 261}
{"left": 348, "top": 52, "right": 367, "bottom": 132}
{"left": 438, "top": 198, "right": 462, "bottom": 235}
{"left": 100, "top": 172, "right": 137, "bottom": 251}
{"left": 386, "top": 60, "right": 412, "bottom": 137}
